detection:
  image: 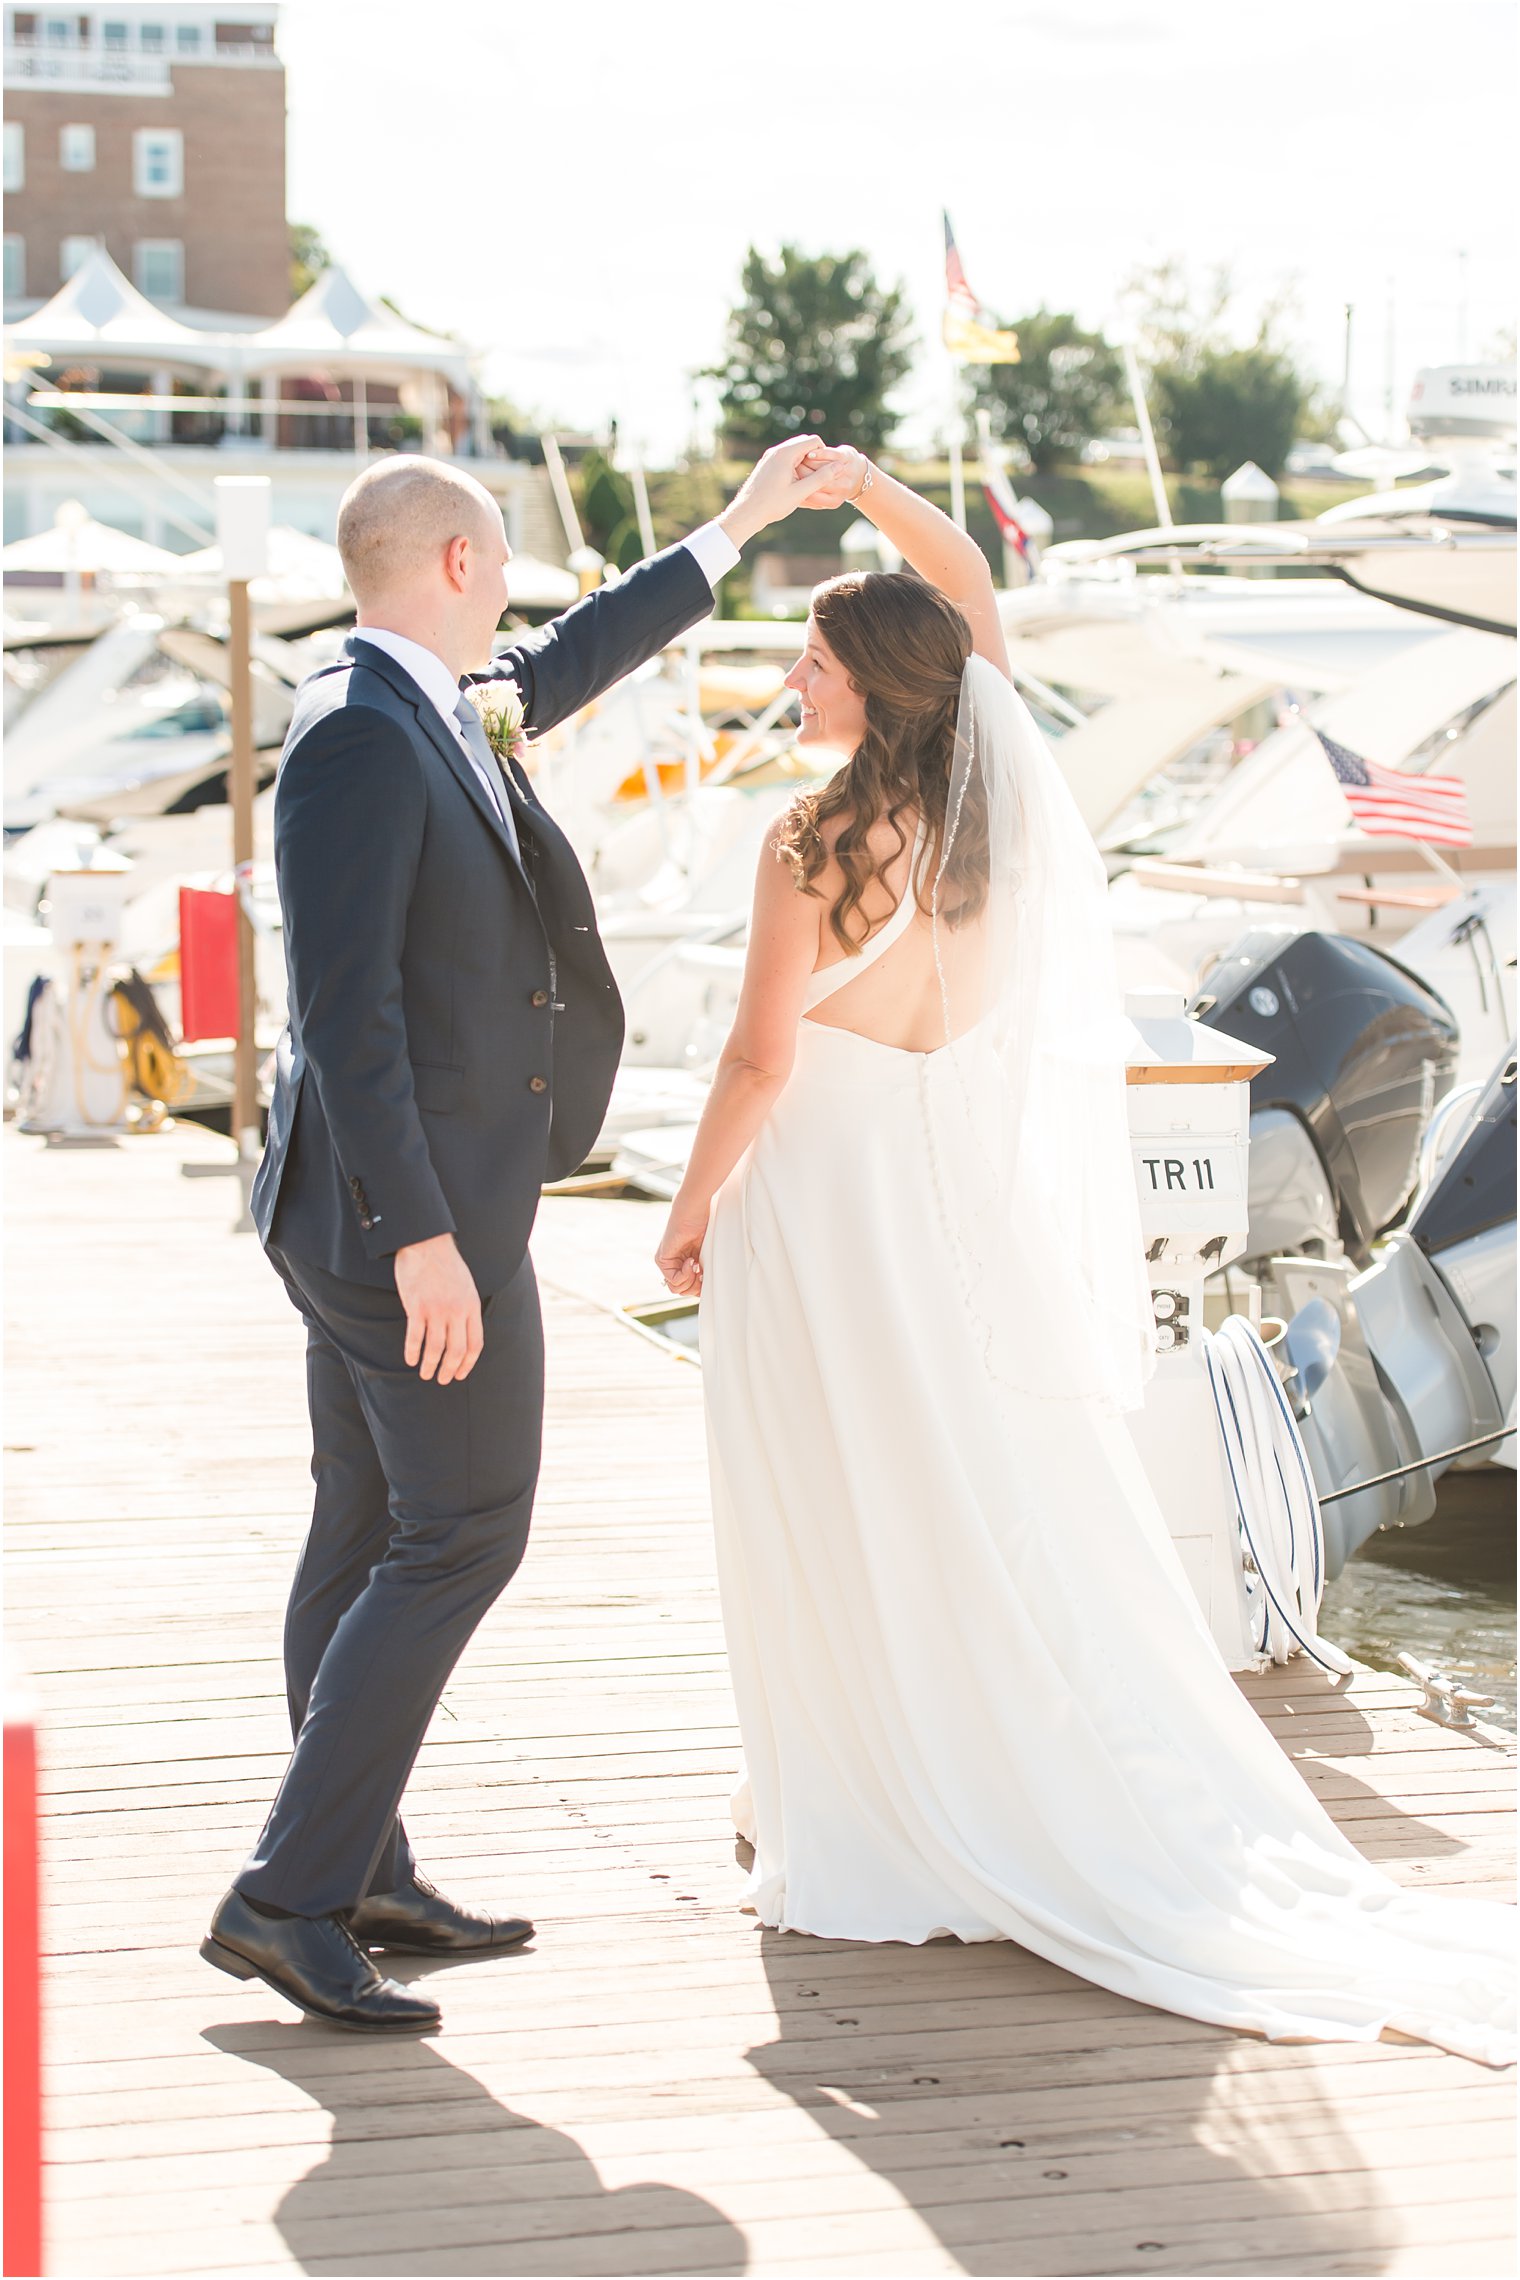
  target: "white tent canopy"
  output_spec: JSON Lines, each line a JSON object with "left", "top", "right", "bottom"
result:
{"left": 5, "top": 247, "right": 476, "bottom": 394}
{"left": 4, "top": 246, "right": 226, "bottom": 371}
{"left": 169, "top": 524, "right": 348, "bottom": 597}
{"left": 239, "top": 267, "right": 473, "bottom": 389}
{"left": 160, "top": 524, "right": 350, "bottom": 615}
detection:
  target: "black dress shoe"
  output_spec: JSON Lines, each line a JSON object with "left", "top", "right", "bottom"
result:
{"left": 343, "top": 1872, "right": 534, "bottom": 1957}
{"left": 201, "top": 1888, "right": 441, "bottom": 2033}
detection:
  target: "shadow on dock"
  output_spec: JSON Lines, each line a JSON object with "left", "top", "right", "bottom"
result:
{"left": 745, "top": 1928, "right": 1390, "bottom": 2278}
{"left": 201, "top": 2024, "right": 750, "bottom": 2276}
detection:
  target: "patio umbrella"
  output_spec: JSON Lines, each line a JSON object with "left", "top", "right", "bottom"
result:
{"left": 168, "top": 525, "right": 349, "bottom": 602}
{"left": 2, "top": 507, "right": 179, "bottom": 578}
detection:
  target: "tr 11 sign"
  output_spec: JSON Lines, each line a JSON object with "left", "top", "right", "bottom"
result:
{"left": 1135, "top": 1149, "right": 1243, "bottom": 1199}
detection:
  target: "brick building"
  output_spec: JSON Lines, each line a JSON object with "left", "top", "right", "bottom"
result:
{"left": 3, "top": 2, "right": 286, "bottom": 320}
{"left": 1, "top": 6, "right": 562, "bottom": 566}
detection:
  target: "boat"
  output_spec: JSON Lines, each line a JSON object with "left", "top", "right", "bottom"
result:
{"left": 1102, "top": 619, "right": 1516, "bottom": 1081}
{"left": 1272, "top": 1038, "right": 1516, "bottom": 1574}
{"left": 1068, "top": 368, "right": 1515, "bottom": 1041}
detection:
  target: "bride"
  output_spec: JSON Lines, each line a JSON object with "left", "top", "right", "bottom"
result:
{"left": 654, "top": 444, "right": 1514, "bottom": 2067}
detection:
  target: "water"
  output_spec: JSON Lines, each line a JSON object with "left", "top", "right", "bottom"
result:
{"left": 627, "top": 1300, "right": 700, "bottom": 1353}
{"left": 1318, "top": 1468, "right": 1517, "bottom": 1731}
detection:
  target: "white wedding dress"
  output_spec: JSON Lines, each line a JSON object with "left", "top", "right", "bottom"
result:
{"left": 698, "top": 733, "right": 1514, "bottom": 2066}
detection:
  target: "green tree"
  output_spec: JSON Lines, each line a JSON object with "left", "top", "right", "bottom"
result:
{"left": 708, "top": 246, "right": 915, "bottom": 456}
{"left": 1154, "top": 346, "right": 1306, "bottom": 480}
{"left": 971, "top": 310, "right": 1124, "bottom": 471}
{"left": 486, "top": 395, "right": 543, "bottom": 461}
{"left": 288, "top": 221, "right": 332, "bottom": 301}
{"left": 1121, "top": 257, "right": 1314, "bottom": 480}
{"left": 575, "top": 448, "right": 647, "bottom": 572}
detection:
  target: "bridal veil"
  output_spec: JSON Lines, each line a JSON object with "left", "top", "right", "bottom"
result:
{"left": 923, "top": 653, "right": 1156, "bottom": 1416}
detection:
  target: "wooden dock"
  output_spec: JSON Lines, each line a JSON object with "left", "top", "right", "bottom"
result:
{"left": 4, "top": 1119, "right": 1514, "bottom": 2279}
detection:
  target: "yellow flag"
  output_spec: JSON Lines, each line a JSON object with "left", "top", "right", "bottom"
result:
{"left": 943, "top": 311, "right": 1020, "bottom": 365}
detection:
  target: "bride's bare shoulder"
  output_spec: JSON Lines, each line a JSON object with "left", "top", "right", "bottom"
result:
{"left": 815, "top": 805, "right": 917, "bottom": 861}
{"left": 770, "top": 798, "right": 918, "bottom": 906}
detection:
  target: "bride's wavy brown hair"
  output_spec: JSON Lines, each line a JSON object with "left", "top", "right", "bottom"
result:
{"left": 774, "top": 571, "right": 986, "bottom": 952}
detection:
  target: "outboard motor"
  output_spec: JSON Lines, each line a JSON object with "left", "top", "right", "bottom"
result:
{"left": 1192, "top": 930, "right": 1459, "bottom": 1269}
{"left": 1406, "top": 1040, "right": 1517, "bottom": 1465}
{"left": 1270, "top": 1040, "right": 1516, "bottom": 1576}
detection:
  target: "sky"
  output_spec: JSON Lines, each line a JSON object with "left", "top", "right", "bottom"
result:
{"left": 279, "top": 0, "right": 1517, "bottom": 462}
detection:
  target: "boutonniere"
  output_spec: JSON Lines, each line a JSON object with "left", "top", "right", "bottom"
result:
{"left": 464, "top": 680, "right": 530, "bottom": 774}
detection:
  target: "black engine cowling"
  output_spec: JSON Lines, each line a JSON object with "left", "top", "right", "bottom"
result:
{"left": 1409, "top": 1041, "right": 1517, "bottom": 1258}
{"left": 1191, "top": 930, "right": 1459, "bottom": 1263}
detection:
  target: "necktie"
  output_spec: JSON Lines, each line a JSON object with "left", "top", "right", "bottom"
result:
{"left": 452, "top": 697, "right": 522, "bottom": 861}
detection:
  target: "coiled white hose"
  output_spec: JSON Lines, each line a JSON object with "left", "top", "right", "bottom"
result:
{"left": 66, "top": 953, "right": 131, "bottom": 1129}
{"left": 1203, "top": 1316, "right": 1353, "bottom": 1677}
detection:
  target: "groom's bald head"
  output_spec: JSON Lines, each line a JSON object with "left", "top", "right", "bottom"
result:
{"left": 337, "top": 455, "right": 505, "bottom": 607}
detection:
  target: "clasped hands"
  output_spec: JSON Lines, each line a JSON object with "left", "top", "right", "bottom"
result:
{"left": 795, "top": 439, "right": 873, "bottom": 509}
{"left": 719, "top": 436, "right": 874, "bottom": 545}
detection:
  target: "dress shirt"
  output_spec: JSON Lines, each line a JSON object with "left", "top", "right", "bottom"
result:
{"left": 680, "top": 518, "right": 742, "bottom": 590}
{"left": 354, "top": 625, "right": 521, "bottom": 856}
{"left": 355, "top": 522, "right": 740, "bottom": 856}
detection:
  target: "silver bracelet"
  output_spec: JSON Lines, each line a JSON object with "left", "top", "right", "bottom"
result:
{"left": 852, "top": 460, "right": 875, "bottom": 502}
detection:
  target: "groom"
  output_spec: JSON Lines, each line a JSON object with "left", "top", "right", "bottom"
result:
{"left": 203, "top": 441, "right": 829, "bottom": 2031}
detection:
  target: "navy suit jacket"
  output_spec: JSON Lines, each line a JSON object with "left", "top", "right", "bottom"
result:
{"left": 250, "top": 540, "right": 714, "bottom": 1291}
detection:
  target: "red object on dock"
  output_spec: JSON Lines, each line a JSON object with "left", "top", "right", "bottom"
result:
{"left": 178, "top": 886, "right": 239, "bottom": 1043}
{"left": 4, "top": 1697, "right": 43, "bottom": 2277}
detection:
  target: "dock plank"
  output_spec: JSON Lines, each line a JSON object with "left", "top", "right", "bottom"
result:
{"left": 5, "top": 1123, "right": 1513, "bottom": 2279}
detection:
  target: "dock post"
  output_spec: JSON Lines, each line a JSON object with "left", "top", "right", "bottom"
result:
{"left": 228, "top": 574, "right": 257, "bottom": 1152}
{"left": 213, "top": 478, "right": 271, "bottom": 1176}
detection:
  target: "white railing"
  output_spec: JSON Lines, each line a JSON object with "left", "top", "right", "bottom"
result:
{"left": 4, "top": 40, "right": 279, "bottom": 86}
{"left": 4, "top": 45, "right": 171, "bottom": 87}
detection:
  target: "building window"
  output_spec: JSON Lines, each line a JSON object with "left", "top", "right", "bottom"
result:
{"left": 44, "top": 17, "right": 71, "bottom": 44}
{"left": 134, "top": 238, "right": 183, "bottom": 304}
{"left": 3, "top": 122, "right": 23, "bottom": 195}
{"left": 137, "top": 21, "right": 165, "bottom": 49}
{"left": 59, "top": 123, "right": 95, "bottom": 172}
{"left": 132, "top": 128, "right": 182, "bottom": 198}
{"left": 60, "top": 235, "right": 97, "bottom": 281}
{"left": 102, "top": 19, "right": 128, "bottom": 47}
{"left": 3, "top": 238, "right": 25, "bottom": 302}
{"left": 175, "top": 20, "right": 201, "bottom": 49}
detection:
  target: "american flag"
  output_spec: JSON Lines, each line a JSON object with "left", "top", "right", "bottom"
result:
{"left": 941, "top": 212, "right": 1020, "bottom": 364}
{"left": 944, "top": 212, "right": 979, "bottom": 325}
{"left": 1314, "top": 727, "right": 1472, "bottom": 847}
